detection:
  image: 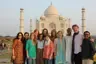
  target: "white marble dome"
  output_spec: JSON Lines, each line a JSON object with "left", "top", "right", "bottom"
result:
{"left": 44, "top": 4, "right": 59, "bottom": 16}
{"left": 40, "top": 16, "right": 46, "bottom": 20}
{"left": 59, "top": 16, "right": 64, "bottom": 20}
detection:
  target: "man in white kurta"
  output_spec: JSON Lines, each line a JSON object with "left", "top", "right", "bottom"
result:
{"left": 64, "top": 36, "right": 72, "bottom": 64}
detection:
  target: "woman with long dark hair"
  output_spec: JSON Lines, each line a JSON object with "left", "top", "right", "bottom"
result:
{"left": 50, "top": 29, "right": 57, "bottom": 42}
{"left": 12, "top": 32, "right": 24, "bottom": 64}
{"left": 37, "top": 33, "right": 44, "bottom": 64}
{"left": 42, "top": 28, "right": 48, "bottom": 40}
{"left": 50, "top": 29, "right": 57, "bottom": 64}
{"left": 43, "top": 35, "right": 54, "bottom": 64}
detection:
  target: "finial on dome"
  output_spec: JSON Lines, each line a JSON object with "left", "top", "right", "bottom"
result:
{"left": 51, "top": 2, "right": 52, "bottom": 5}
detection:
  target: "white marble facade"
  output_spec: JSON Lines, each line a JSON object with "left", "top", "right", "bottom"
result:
{"left": 36, "top": 4, "right": 70, "bottom": 35}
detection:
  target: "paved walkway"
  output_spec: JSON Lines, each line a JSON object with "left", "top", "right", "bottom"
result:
{"left": 0, "top": 59, "right": 12, "bottom": 64}
{"left": 0, "top": 59, "right": 10, "bottom": 62}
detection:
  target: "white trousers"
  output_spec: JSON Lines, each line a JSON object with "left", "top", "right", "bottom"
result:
{"left": 82, "top": 59, "right": 93, "bottom": 64}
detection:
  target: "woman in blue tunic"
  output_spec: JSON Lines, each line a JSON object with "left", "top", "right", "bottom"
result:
{"left": 55, "top": 31, "right": 66, "bottom": 64}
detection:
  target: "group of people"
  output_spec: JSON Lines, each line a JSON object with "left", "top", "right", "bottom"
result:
{"left": 12, "top": 24, "right": 96, "bottom": 64}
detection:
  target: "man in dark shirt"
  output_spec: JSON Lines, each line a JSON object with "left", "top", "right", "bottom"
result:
{"left": 82, "top": 31, "right": 95, "bottom": 64}
{"left": 23, "top": 32, "right": 29, "bottom": 64}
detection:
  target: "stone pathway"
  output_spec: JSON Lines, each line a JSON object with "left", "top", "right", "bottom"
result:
{"left": 0, "top": 50, "right": 8, "bottom": 55}
{"left": 0, "top": 59, "right": 12, "bottom": 64}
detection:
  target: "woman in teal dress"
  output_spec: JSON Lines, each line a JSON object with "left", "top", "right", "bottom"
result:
{"left": 55, "top": 31, "right": 66, "bottom": 64}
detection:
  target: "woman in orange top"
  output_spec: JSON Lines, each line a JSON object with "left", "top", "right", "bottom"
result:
{"left": 12, "top": 32, "right": 24, "bottom": 64}
{"left": 43, "top": 35, "right": 54, "bottom": 64}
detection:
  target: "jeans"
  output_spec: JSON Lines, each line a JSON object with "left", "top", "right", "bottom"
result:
{"left": 44, "top": 59, "right": 52, "bottom": 64}
{"left": 25, "top": 58, "right": 28, "bottom": 64}
{"left": 28, "top": 58, "right": 36, "bottom": 64}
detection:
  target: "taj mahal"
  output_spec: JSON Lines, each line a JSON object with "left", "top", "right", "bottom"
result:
{"left": 36, "top": 3, "right": 70, "bottom": 35}
{"left": 19, "top": 3, "right": 86, "bottom": 35}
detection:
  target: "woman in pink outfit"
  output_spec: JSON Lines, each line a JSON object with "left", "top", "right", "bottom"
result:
{"left": 43, "top": 35, "right": 54, "bottom": 64}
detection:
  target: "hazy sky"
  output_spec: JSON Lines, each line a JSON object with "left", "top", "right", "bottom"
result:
{"left": 0, "top": 0, "right": 96, "bottom": 36}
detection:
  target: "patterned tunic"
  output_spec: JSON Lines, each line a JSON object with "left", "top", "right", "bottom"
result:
{"left": 12, "top": 39, "right": 23, "bottom": 64}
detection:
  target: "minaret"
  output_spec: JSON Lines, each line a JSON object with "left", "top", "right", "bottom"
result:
{"left": 51, "top": 2, "right": 52, "bottom": 5}
{"left": 68, "top": 18, "right": 71, "bottom": 28}
{"left": 30, "top": 18, "right": 32, "bottom": 33}
{"left": 36, "top": 19, "right": 39, "bottom": 30}
{"left": 82, "top": 8, "right": 86, "bottom": 33}
{"left": 20, "top": 8, "right": 24, "bottom": 34}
